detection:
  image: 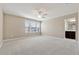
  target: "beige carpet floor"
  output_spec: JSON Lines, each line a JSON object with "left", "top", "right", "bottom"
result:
{"left": 0, "top": 36, "right": 79, "bottom": 55}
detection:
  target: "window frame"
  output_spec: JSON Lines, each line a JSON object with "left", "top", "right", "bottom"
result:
{"left": 25, "top": 19, "right": 41, "bottom": 33}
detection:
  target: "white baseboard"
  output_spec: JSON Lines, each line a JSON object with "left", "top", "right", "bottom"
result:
{"left": 3, "top": 35, "right": 41, "bottom": 42}
{"left": 3, "top": 36, "right": 29, "bottom": 42}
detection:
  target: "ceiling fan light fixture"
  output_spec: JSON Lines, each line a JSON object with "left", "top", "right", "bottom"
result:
{"left": 33, "top": 7, "right": 48, "bottom": 19}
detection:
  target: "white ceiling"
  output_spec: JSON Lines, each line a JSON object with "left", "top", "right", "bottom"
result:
{"left": 1, "top": 3, "right": 79, "bottom": 21}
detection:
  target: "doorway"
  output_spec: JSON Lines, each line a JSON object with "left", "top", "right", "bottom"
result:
{"left": 65, "top": 17, "right": 77, "bottom": 40}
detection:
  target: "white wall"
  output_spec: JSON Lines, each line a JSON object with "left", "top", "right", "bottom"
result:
{"left": 41, "top": 13, "right": 77, "bottom": 39}
{"left": 0, "top": 6, "right": 3, "bottom": 48}
{"left": 78, "top": 9, "right": 79, "bottom": 41}
{"left": 41, "top": 16, "right": 65, "bottom": 38}
{"left": 3, "top": 14, "right": 25, "bottom": 39}
{"left": 3, "top": 14, "right": 41, "bottom": 39}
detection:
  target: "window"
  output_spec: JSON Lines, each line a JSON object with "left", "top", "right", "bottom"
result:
{"left": 25, "top": 19, "right": 41, "bottom": 33}
{"left": 65, "top": 17, "right": 76, "bottom": 31}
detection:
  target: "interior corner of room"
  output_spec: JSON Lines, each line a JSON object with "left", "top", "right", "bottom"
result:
{"left": 0, "top": 3, "right": 79, "bottom": 55}
{"left": 0, "top": 4, "right": 79, "bottom": 45}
